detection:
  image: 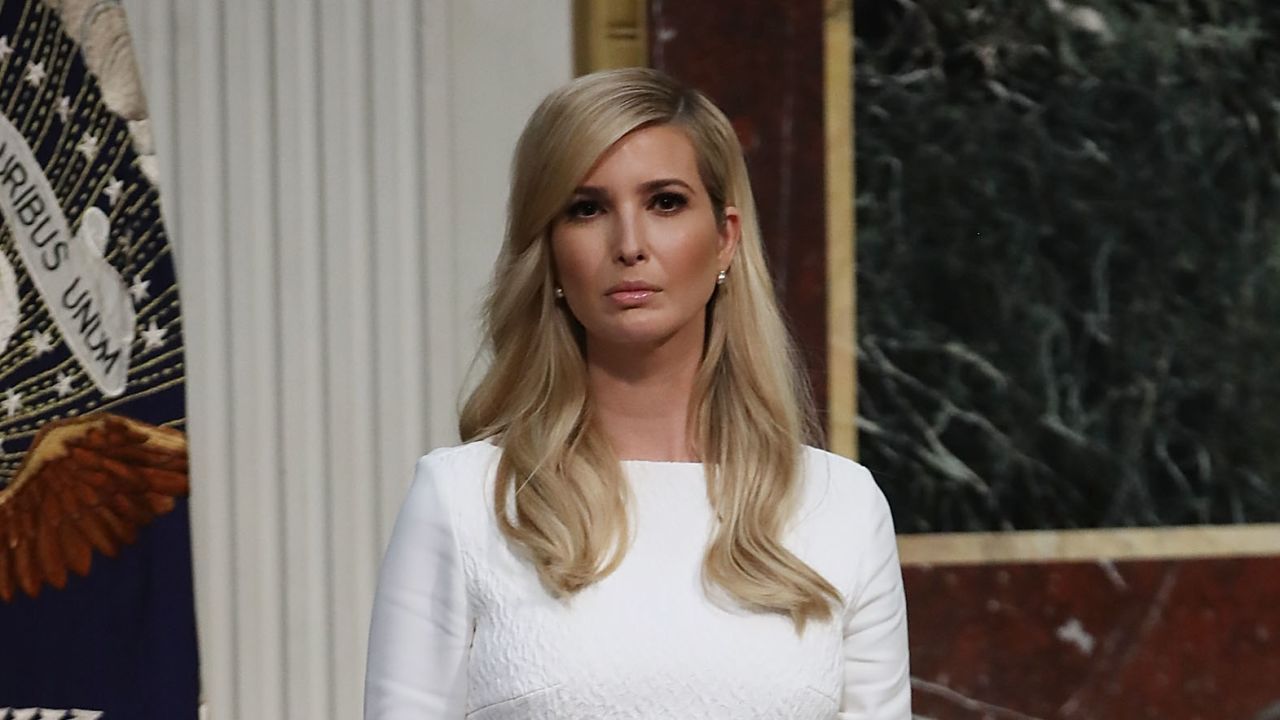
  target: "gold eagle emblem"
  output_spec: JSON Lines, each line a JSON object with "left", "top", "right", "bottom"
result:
{"left": 0, "top": 412, "right": 189, "bottom": 601}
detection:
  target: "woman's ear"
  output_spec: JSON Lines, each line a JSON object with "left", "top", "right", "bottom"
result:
{"left": 718, "top": 205, "right": 742, "bottom": 267}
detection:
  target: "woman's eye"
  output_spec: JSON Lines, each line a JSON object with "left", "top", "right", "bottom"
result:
{"left": 566, "top": 200, "right": 602, "bottom": 219}
{"left": 651, "top": 192, "right": 688, "bottom": 213}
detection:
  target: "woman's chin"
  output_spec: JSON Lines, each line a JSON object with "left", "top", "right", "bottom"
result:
{"left": 585, "top": 318, "right": 690, "bottom": 349}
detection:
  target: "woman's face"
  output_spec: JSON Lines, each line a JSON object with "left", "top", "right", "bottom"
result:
{"left": 550, "top": 124, "right": 739, "bottom": 352}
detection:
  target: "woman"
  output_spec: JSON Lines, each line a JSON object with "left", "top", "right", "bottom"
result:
{"left": 365, "top": 68, "right": 910, "bottom": 719}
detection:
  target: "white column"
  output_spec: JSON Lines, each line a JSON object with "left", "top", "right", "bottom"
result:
{"left": 121, "top": 1, "right": 572, "bottom": 717}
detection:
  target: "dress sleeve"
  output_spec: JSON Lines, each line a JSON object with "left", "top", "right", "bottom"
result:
{"left": 365, "top": 454, "right": 473, "bottom": 719}
{"left": 839, "top": 475, "right": 911, "bottom": 719}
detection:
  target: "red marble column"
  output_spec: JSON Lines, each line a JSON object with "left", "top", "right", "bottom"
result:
{"left": 905, "top": 558, "right": 1280, "bottom": 718}
{"left": 648, "top": 0, "right": 831, "bottom": 428}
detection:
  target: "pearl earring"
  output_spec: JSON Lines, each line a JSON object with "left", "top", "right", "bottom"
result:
{"left": 716, "top": 270, "right": 727, "bottom": 285}
{"left": 554, "top": 286, "right": 565, "bottom": 298}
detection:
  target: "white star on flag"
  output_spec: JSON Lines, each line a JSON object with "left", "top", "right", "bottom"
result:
{"left": 140, "top": 319, "right": 166, "bottom": 350}
{"left": 76, "top": 132, "right": 100, "bottom": 161}
{"left": 30, "top": 329, "right": 54, "bottom": 357}
{"left": 128, "top": 274, "right": 150, "bottom": 304}
{"left": 24, "top": 60, "right": 46, "bottom": 87}
{"left": 0, "top": 36, "right": 12, "bottom": 63}
{"left": 55, "top": 371, "right": 75, "bottom": 398}
{"left": 105, "top": 176, "right": 124, "bottom": 205}
{"left": 56, "top": 95, "right": 71, "bottom": 123}
{"left": 4, "top": 389, "right": 23, "bottom": 418}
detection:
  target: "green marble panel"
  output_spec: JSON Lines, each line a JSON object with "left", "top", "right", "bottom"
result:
{"left": 854, "top": 0, "right": 1280, "bottom": 532}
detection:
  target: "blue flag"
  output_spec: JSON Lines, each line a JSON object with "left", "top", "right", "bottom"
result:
{"left": 0, "top": 1, "right": 199, "bottom": 718}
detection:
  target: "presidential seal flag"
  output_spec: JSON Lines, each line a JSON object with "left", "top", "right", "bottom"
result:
{"left": 0, "top": 1, "right": 199, "bottom": 718}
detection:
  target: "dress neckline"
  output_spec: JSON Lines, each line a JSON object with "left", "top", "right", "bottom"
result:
{"left": 620, "top": 457, "right": 703, "bottom": 467}
{"left": 477, "top": 437, "right": 704, "bottom": 468}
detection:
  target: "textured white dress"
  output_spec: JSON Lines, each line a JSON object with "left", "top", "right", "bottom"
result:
{"left": 364, "top": 439, "right": 910, "bottom": 719}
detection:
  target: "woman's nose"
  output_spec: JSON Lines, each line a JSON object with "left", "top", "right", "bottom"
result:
{"left": 612, "top": 211, "right": 648, "bottom": 265}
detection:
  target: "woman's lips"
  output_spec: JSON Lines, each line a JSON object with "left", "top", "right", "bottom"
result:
{"left": 607, "top": 289, "right": 657, "bottom": 306}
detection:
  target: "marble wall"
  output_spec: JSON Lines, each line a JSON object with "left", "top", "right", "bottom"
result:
{"left": 854, "top": 0, "right": 1280, "bottom": 534}
{"left": 651, "top": 0, "right": 1279, "bottom": 716}
{"left": 852, "top": 1, "right": 1280, "bottom": 715}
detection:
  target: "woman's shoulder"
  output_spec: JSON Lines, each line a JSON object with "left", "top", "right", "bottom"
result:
{"left": 796, "top": 445, "right": 893, "bottom": 524}
{"left": 411, "top": 438, "right": 504, "bottom": 502}
{"left": 416, "top": 436, "right": 503, "bottom": 474}
{"left": 406, "top": 438, "right": 504, "bottom": 527}
{"left": 799, "top": 445, "right": 880, "bottom": 491}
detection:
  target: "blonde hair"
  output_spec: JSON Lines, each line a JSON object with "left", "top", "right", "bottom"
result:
{"left": 460, "top": 68, "right": 839, "bottom": 629}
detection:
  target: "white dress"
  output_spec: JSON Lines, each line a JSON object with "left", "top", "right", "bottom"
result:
{"left": 364, "top": 439, "right": 910, "bottom": 719}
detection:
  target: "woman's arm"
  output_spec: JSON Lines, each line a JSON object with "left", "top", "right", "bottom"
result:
{"left": 839, "top": 476, "right": 911, "bottom": 718}
{"left": 365, "top": 454, "right": 472, "bottom": 719}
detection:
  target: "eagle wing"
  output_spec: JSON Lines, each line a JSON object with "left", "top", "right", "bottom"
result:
{"left": 0, "top": 413, "right": 189, "bottom": 602}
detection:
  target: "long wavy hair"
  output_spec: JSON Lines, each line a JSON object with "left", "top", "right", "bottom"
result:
{"left": 459, "top": 68, "right": 839, "bottom": 630}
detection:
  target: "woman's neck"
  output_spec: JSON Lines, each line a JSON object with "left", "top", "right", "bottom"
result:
{"left": 585, "top": 317, "right": 704, "bottom": 463}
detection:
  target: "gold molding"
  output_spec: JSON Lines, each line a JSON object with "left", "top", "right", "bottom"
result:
{"left": 898, "top": 525, "right": 1280, "bottom": 566}
{"left": 825, "top": 1, "right": 856, "bottom": 459}
{"left": 573, "top": 0, "right": 649, "bottom": 75}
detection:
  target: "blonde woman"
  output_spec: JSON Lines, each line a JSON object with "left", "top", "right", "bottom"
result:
{"left": 365, "top": 68, "right": 910, "bottom": 719}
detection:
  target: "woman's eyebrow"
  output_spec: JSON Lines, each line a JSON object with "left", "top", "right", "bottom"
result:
{"left": 571, "top": 178, "right": 694, "bottom": 198}
{"left": 570, "top": 186, "right": 609, "bottom": 199}
{"left": 639, "top": 178, "right": 695, "bottom": 193}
